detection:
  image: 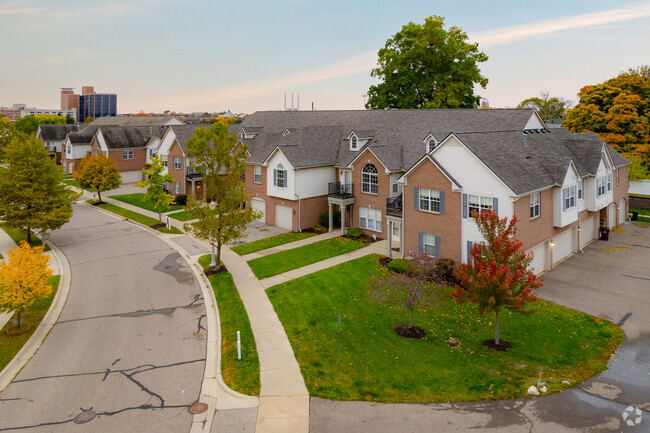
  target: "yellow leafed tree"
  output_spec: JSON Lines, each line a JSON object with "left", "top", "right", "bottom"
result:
{"left": 0, "top": 241, "right": 53, "bottom": 330}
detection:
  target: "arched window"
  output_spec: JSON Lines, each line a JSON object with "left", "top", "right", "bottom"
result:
{"left": 274, "top": 163, "right": 286, "bottom": 188}
{"left": 351, "top": 135, "right": 358, "bottom": 150}
{"left": 428, "top": 139, "right": 436, "bottom": 152}
{"left": 362, "top": 163, "right": 378, "bottom": 194}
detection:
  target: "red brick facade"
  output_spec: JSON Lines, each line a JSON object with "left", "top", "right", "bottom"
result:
{"left": 350, "top": 151, "right": 391, "bottom": 239}
{"left": 167, "top": 141, "right": 185, "bottom": 195}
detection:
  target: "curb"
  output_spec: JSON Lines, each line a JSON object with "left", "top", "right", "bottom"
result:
{"left": 83, "top": 200, "right": 259, "bottom": 432}
{"left": 0, "top": 239, "right": 72, "bottom": 392}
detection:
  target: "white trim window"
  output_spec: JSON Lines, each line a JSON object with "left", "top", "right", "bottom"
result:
{"left": 422, "top": 233, "right": 437, "bottom": 256}
{"left": 123, "top": 149, "right": 134, "bottom": 160}
{"left": 577, "top": 180, "right": 583, "bottom": 200}
{"left": 530, "top": 192, "right": 540, "bottom": 219}
{"left": 350, "top": 135, "right": 358, "bottom": 150}
{"left": 562, "top": 186, "right": 576, "bottom": 211}
{"left": 173, "top": 156, "right": 182, "bottom": 170}
{"left": 361, "top": 163, "right": 378, "bottom": 194}
{"left": 468, "top": 194, "right": 492, "bottom": 216}
{"left": 607, "top": 173, "right": 613, "bottom": 192}
{"left": 163, "top": 158, "right": 168, "bottom": 167}
{"left": 254, "top": 165, "right": 262, "bottom": 184}
{"left": 596, "top": 176, "right": 606, "bottom": 197}
{"left": 419, "top": 188, "right": 441, "bottom": 213}
{"left": 274, "top": 164, "right": 286, "bottom": 188}
{"left": 427, "top": 139, "right": 436, "bottom": 153}
{"left": 174, "top": 182, "right": 180, "bottom": 194}
{"left": 66, "top": 144, "right": 71, "bottom": 155}
{"left": 359, "top": 207, "right": 381, "bottom": 232}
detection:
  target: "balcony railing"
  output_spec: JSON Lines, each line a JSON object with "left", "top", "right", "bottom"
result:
{"left": 386, "top": 193, "right": 403, "bottom": 216}
{"left": 328, "top": 182, "right": 354, "bottom": 198}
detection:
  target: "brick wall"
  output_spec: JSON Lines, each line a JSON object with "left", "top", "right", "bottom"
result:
{"left": 109, "top": 148, "right": 146, "bottom": 172}
{"left": 299, "top": 195, "right": 328, "bottom": 230}
{"left": 403, "top": 159, "right": 462, "bottom": 262}
{"left": 350, "top": 151, "right": 391, "bottom": 239}
{"left": 513, "top": 189, "right": 554, "bottom": 250}
{"left": 168, "top": 141, "right": 185, "bottom": 195}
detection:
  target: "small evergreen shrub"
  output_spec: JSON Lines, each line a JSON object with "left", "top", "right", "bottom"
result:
{"left": 387, "top": 258, "right": 414, "bottom": 274}
{"left": 174, "top": 194, "right": 188, "bottom": 205}
{"left": 319, "top": 210, "right": 341, "bottom": 227}
{"left": 346, "top": 227, "right": 363, "bottom": 238}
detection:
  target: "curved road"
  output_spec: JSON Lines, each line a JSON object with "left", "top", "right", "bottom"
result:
{"left": 0, "top": 204, "right": 206, "bottom": 432}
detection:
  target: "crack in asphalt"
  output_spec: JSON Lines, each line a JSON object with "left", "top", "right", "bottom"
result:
{"left": 56, "top": 295, "right": 204, "bottom": 324}
{"left": 196, "top": 314, "right": 207, "bottom": 335}
{"left": 517, "top": 404, "right": 534, "bottom": 433}
{"left": 619, "top": 273, "right": 650, "bottom": 281}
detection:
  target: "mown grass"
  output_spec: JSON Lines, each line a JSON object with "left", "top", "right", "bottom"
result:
{"left": 266, "top": 254, "right": 623, "bottom": 403}
{"left": 231, "top": 232, "right": 317, "bottom": 256}
{"left": 247, "top": 236, "right": 367, "bottom": 279}
{"left": 86, "top": 200, "right": 182, "bottom": 234}
{"left": 62, "top": 178, "right": 96, "bottom": 192}
{"left": 630, "top": 207, "right": 650, "bottom": 223}
{"left": 198, "top": 254, "right": 260, "bottom": 395}
{"left": 110, "top": 193, "right": 183, "bottom": 213}
{"left": 0, "top": 224, "right": 51, "bottom": 252}
{"left": 168, "top": 210, "right": 197, "bottom": 221}
{"left": 0, "top": 275, "right": 60, "bottom": 371}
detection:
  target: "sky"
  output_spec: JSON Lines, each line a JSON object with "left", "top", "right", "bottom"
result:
{"left": 1, "top": 0, "right": 649, "bottom": 114}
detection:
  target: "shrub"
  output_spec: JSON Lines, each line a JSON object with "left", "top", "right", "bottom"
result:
{"left": 387, "top": 258, "right": 415, "bottom": 274}
{"left": 346, "top": 227, "right": 363, "bottom": 238}
{"left": 319, "top": 210, "right": 341, "bottom": 227}
{"left": 174, "top": 194, "right": 188, "bottom": 205}
{"left": 435, "top": 258, "right": 459, "bottom": 286}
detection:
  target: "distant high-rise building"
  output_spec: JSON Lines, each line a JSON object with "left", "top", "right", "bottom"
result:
{"left": 60, "top": 86, "right": 117, "bottom": 122}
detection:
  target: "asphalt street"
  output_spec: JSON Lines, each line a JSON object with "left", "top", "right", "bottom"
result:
{"left": 310, "top": 221, "right": 650, "bottom": 433}
{"left": 0, "top": 204, "right": 207, "bottom": 432}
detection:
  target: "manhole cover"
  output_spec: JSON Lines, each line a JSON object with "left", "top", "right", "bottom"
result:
{"left": 73, "top": 410, "right": 96, "bottom": 424}
{"left": 188, "top": 401, "right": 208, "bottom": 414}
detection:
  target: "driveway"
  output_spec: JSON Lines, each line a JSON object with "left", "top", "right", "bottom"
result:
{"left": 310, "top": 221, "right": 649, "bottom": 432}
{"left": 0, "top": 204, "right": 206, "bottom": 432}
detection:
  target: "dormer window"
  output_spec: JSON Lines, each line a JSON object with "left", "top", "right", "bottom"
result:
{"left": 428, "top": 139, "right": 436, "bottom": 152}
{"left": 350, "top": 135, "right": 358, "bottom": 150}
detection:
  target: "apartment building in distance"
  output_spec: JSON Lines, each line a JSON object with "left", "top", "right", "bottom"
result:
{"left": 0, "top": 103, "right": 76, "bottom": 120}
{"left": 61, "top": 86, "right": 117, "bottom": 123}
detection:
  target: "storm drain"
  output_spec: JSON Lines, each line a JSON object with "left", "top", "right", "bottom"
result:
{"left": 73, "top": 409, "right": 96, "bottom": 424}
{"left": 188, "top": 401, "right": 208, "bottom": 414}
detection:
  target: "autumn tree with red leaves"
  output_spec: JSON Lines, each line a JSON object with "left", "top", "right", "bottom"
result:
{"left": 453, "top": 210, "right": 541, "bottom": 348}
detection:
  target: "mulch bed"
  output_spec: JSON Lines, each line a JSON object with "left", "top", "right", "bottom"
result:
{"left": 483, "top": 339, "right": 512, "bottom": 352}
{"left": 150, "top": 223, "right": 166, "bottom": 230}
{"left": 302, "top": 227, "right": 329, "bottom": 234}
{"left": 394, "top": 325, "right": 427, "bottom": 339}
{"left": 5, "top": 326, "right": 31, "bottom": 336}
{"left": 204, "top": 265, "right": 229, "bottom": 276}
{"left": 378, "top": 257, "right": 393, "bottom": 268}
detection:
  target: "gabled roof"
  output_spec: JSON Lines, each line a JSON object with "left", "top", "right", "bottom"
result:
{"left": 37, "top": 124, "right": 79, "bottom": 141}
{"left": 166, "top": 124, "right": 211, "bottom": 154}
{"left": 89, "top": 116, "right": 185, "bottom": 127}
{"left": 96, "top": 126, "right": 161, "bottom": 149}
{"left": 67, "top": 125, "right": 99, "bottom": 145}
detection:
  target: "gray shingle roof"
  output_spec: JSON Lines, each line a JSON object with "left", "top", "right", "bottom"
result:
{"left": 38, "top": 124, "right": 79, "bottom": 141}
{"left": 89, "top": 116, "right": 185, "bottom": 127}
{"left": 167, "top": 124, "right": 211, "bottom": 154}
{"left": 98, "top": 126, "right": 160, "bottom": 149}
{"left": 67, "top": 125, "right": 99, "bottom": 145}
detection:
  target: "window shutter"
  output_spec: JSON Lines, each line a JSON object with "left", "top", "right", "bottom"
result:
{"left": 283, "top": 170, "right": 288, "bottom": 187}
{"left": 492, "top": 197, "right": 498, "bottom": 215}
{"left": 418, "top": 232, "right": 423, "bottom": 254}
{"left": 273, "top": 169, "right": 277, "bottom": 186}
{"left": 434, "top": 235, "right": 441, "bottom": 259}
{"left": 561, "top": 189, "right": 566, "bottom": 211}
{"left": 467, "top": 241, "right": 474, "bottom": 264}
{"left": 462, "top": 194, "right": 468, "bottom": 218}
{"left": 439, "top": 191, "right": 445, "bottom": 215}
{"left": 413, "top": 187, "right": 419, "bottom": 210}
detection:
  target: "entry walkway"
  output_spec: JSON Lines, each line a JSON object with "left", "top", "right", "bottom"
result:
{"left": 241, "top": 231, "right": 340, "bottom": 261}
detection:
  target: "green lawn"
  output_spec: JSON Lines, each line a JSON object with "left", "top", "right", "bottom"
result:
{"left": 231, "top": 232, "right": 318, "bottom": 256}
{"left": 247, "top": 236, "right": 367, "bottom": 279}
{"left": 0, "top": 224, "right": 51, "bottom": 252}
{"left": 630, "top": 207, "right": 650, "bottom": 223}
{"left": 198, "top": 254, "right": 260, "bottom": 395}
{"left": 168, "top": 210, "right": 197, "bottom": 221}
{"left": 62, "top": 178, "right": 96, "bottom": 191}
{"left": 266, "top": 254, "right": 623, "bottom": 403}
{"left": 0, "top": 275, "right": 60, "bottom": 371}
{"left": 110, "top": 193, "right": 183, "bottom": 213}
{"left": 87, "top": 200, "right": 182, "bottom": 234}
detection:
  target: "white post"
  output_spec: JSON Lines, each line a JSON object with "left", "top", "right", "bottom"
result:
{"left": 237, "top": 331, "right": 241, "bottom": 360}
{"left": 387, "top": 220, "right": 392, "bottom": 258}
{"left": 328, "top": 203, "right": 333, "bottom": 232}
{"left": 165, "top": 216, "right": 171, "bottom": 231}
{"left": 341, "top": 204, "right": 346, "bottom": 234}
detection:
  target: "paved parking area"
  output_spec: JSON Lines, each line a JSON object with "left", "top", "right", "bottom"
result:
{"left": 310, "top": 221, "right": 650, "bottom": 433}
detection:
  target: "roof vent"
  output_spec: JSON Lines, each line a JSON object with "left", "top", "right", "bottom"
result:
{"left": 525, "top": 155, "right": 532, "bottom": 159}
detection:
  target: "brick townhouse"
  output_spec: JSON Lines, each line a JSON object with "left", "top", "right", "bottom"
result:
{"left": 232, "top": 109, "right": 629, "bottom": 274}
{"left": 36, "top": 124, "right": 79, "bottom": 165}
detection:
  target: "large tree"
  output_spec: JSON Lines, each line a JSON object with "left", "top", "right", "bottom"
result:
{"left": 0, "top": 241, "right": 53, "bottom": 330}
{"left": 14, "top": 114, "right": 67, "bottom": 135}
{"left": 453, "top": 210, "right": 540, "bottom": 349}
{"left": 136, "top": 154, "right": 176, "bottom": 223}
{"left": 73, "top": 153, "right": 122, "bottom": 203}
{"left": 366, "top": 15, "right": 488, "bottom": 109}
{"left": 563, "top": 67, "right": 650, "bottom": 164}
{"left": 0, "top": 116, "right": 18, "bottom": 158}
{"left": 183, "top": 123, "right": 261, "bottom": 269}
{"left": 0, "top": 136, "right": 77, "bottom": 243}
{"left": 518, "top": 91, "right": 571, "bottom": 120}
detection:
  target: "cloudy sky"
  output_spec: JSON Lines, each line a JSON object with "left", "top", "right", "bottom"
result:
{"left": 1, "top": 0, "right": 649, "bottom": 114}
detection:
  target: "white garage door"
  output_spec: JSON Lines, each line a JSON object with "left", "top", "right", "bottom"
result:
{"left": 251, "top": 199, "right": 265, "bottom": 224}
{"left": 275, "top": 205, "right": 293, "bottom": 230}
{"left": 120, "top": 170, "right": 142, "bottom": 184}
{"left": 580, "top": 215, "right": 598, "bottom": 249}
{"left": 526, "top": 241, "right": 548, "bottom": 275}
{"left": 553, "top": 227, "right": 575, "bottom": 265}
{"left": 608, "top": 204, "right": 616, "bottom": 228}
{"left": 618, "top": 199, "right": 626, "bottom": 224}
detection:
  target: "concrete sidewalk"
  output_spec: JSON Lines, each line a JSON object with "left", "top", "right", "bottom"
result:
{"left": 260, "top": 240, "right": 387, "bottom": 289}
{"left": 241, "top": 231, "right": 340, "bottom": 261}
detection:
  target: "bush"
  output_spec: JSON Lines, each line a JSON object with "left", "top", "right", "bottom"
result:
{"left": 174, "top": 194, "right": 188, "bottom": 205}
{"left": 346, "top": 227, "right": 363, "bottom": 239}
{"left": 435, "top": 258, "right": 459, "bottom": 286}
{"left": 319, "top": 210, "right": 341, "bottom": 227}
{"left": 387, "top": 258, "right": 415, "bottom": 274}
